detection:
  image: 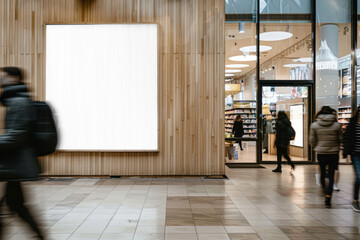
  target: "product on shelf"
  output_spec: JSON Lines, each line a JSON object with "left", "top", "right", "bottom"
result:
{"left": 225, "top": 100, "right": 257, "bottom": 138}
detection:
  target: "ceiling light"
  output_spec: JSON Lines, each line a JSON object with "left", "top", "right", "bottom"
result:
{"left": 229, "top": 55, "right": 257, "bottom": 62}
{"left": 292, "top": 57, "right": 313, "bottom": 63}
{"left": 259, "top": 31, "right": 293, "bottom": 41}
{"left": 240, "top": 45, "right": 272, "bottom": 52}
{"left": 225, "top": 74, "right": 235, "bottom": 77}
{"left": 225, "top": 69, "right": 242, "bottom": 73}
{"left": 283, "top": 64, "right": 307, "bottom": 68}
{"left": 226, "top": 64, "right": 249, "bottom": 68}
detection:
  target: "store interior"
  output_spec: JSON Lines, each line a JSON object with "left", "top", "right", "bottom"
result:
{"left": 225, "top": 21, "right": 352, "bottom": 163}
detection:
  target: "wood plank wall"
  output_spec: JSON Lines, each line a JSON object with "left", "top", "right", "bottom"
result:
{"left": 0, "top": 0, "right": 225, "bottom": 176}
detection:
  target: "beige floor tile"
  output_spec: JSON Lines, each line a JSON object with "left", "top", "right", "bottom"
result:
{"left": 197, "top": 233, "right": 231, "bottom": 240}
{"left": 103, "top": 225, "right": 137, "bottom": 234}
{"left": 228, "top": 233, "right": 261, "bottom": 240}
{"left": 196, "top": 226, "right": 226, "bottom": 233}
{"left": 165, "top": 226, "right": 196, "bottom": 233}
{"left": 68, "top": 233, "right": 102, "bottom": 240}
{"left": 99, "top": 233, "right": 134, "bottom": 240}
{"left": 224, "top": 226, "right": 256, "bottom": 233}
{"left": 45, "top": 234, "right": 72, "bottom": 240}
{"left": 133, "top": 233, "right": 165, "bottom": 240}
{"left": 164, "top": 233, "right": 198, "bottom": 240}
{"left": 258, "top": 233, "right": 290, "bottom": 240}
{"left": 136, "top": 225, "right": 166, "bottom": 233}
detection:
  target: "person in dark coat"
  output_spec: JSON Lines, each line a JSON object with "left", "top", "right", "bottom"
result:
{"left": 273, "top": 111, "right": 295, "bottom": 173}
{"left": 232, "top": 115, "right": 244, "bottom": 151}
{"left": 0, "top": 67, "right": 44, "bottom": 240}
{"left": 343, "top": 106, "right": 360, "bottom": 213}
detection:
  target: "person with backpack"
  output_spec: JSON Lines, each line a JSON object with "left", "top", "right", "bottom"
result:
{"left": 232, "top": 115, "right": 244, "bottom": 151}
{"left": 309, "top": 106, "right": 342, "bottom": 208}
{"left": 272, "top": 111, "right": 295, "bottom": 173}
{"left": 0, "top": 67, "right": 45, "bottom": 240}
{"left": 343, "top": 106, "right": 360, "bottom": 212}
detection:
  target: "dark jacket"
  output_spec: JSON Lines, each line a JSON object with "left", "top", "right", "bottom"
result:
{"left": 232, "top": 120, "right": 244, "bottom": 137}
{"left": 309, "top": 114, "right": 342, "bottom": 154}
{"left": 0, "top": 85, "right": 40, "bottom": 181}
{"left": 343, "top": 116, "right": 356, "bottom": 158}
{"left": 275, "top": 118, "right": 291, "bottom": 148}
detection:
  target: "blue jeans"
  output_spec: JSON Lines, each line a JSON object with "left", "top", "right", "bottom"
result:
{"left": 351, "top": 154, "right": 360, "bottom": 201}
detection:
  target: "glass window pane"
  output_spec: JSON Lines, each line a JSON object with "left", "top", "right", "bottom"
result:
{"left": 225, "top": 22, "right": 257, "bottom": 163}
{"left": 259, "top": 22, "right": 313, "bottom": 80}
{"left": 226, "top": 0, "right": 256, "bottom": 14}
{"left": 260, "top": 0, "right": 313, "bottom": 80}
{"left": 260, "top": 0, "right": 311, "bottom": 14}
{"left": 261, "top": 86, "right": 309, "bottom": 162}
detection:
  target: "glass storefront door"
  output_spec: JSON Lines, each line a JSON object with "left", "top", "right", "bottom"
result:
{"left": 260, "top": 85, "right": 311, "bottom": 162}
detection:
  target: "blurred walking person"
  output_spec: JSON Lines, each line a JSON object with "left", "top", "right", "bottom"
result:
{"left": 0, "top": 67, "right": 45, "bottom": 239}
{"left": 232, "top": 115, "right": 244, "bottom": 151}
{"left": 310, "top": 106, "right": 342, "bottom": 208}
{"left": 343, "top": 106, "right": 360, "bottom": 212}
{"left": 272, "top": 111, "right": 295, "bottom": 173}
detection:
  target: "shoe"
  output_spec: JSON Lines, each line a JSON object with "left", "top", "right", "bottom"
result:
{"left": 290, "top": 164, "right": 295, "bottom": 171}
{"left": 325, "top": 196, "right": 331, "bottom": 208}
{"left": 333, "top": 183, "right": 340, "bottom": 191}
{"left": 353, "top": 201, "right": 360, "bottom": 212}
{"left": 272, "top": 168, "right": 282, "bottom": 173}
{"left": 315, "top": 173, "right": 321, "bottom": 187}
{"left": 240, "top": 148, "right": 244, "bottom": 151}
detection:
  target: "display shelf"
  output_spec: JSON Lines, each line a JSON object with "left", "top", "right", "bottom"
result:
{"left": 338, "top": 107, "right": 352, "bottom": 130}
{"left": 225, "top": 101, "right": 257, "bottom": 139}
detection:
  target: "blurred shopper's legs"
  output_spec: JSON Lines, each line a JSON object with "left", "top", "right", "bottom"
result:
{"left": 352, "top": 154, "right": 360, "bottom": 212}
{"left": 5, "top": 181, "right": 43, "bottom": 239}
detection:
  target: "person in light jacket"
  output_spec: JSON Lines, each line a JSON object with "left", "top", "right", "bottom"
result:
{"left": 310, "top": 106, "right": 342, "bottom": 208}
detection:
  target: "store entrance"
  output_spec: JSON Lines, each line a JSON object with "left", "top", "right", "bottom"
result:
{"left": 260, "top": 85, "right": 312, "bottom": 163}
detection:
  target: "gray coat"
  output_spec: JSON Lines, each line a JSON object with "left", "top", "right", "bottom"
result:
{"left": 309, "top": 114, "right": 342, "bottom": 154}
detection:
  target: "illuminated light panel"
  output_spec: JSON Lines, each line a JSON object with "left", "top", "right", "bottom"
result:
{"left": 259, "top": 31, "right": 293, "bottom": 41}
{"left": 226, "top": 64, "right": 249, "bottom": 68}
{"left": 229, "top": 55, "right": 257, "bottom": 62}
{"left": 283, "top": 64, "right": 307, "bottom": 68}
{"left": 240, "top": 45, "right": 272, "bottom": 52}
{"left": 225, "top": 74, "right": 235, "bottom": 77}
{"left": 225, "top": 69, "right": 242, "bottom": 73}
{"left": 46, "top": 24, "right": 158, "bottom": 151}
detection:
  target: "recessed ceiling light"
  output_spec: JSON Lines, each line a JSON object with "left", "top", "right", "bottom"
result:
{"left": 283, "top": 64, "right": 307, "bottom": 68}
{"left": 240, "top": 45, "right": 272, "bottom": 52}
{"left": 292, "top": 57, "right": 313, "bottom": 63}
{"left": 225, "top": 74, "right": 235, "bottom": 77}
{"left": 229, "top": 55, "right": 257, "bottom": 62}
{"left": 259, "top": 31, "right": 293, "bottom": 41}
{"left": 225, "top": 69, "right": 242, "bottom": 73}
{"left": 226, "top": 64, "right": 249, "bottom": 68}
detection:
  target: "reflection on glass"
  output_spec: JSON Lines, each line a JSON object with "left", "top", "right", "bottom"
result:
{"left": 259, "top": 23, "right": 313, "bottom": 80}
{"left": 315, "top": 0, "right": 351, "bottom": 121}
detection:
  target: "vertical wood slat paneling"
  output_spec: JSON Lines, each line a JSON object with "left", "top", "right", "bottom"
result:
{"left": 0, "top": 0, "right": 225, "bottom": 176}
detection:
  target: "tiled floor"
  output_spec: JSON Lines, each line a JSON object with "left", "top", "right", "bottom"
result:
{"left": 1, "top": 164, "right": 360, "bottom": 240}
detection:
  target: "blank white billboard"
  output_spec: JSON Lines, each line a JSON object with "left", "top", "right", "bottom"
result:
{"left": 46, "top": 24, "right": 158, "bottom": 151}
